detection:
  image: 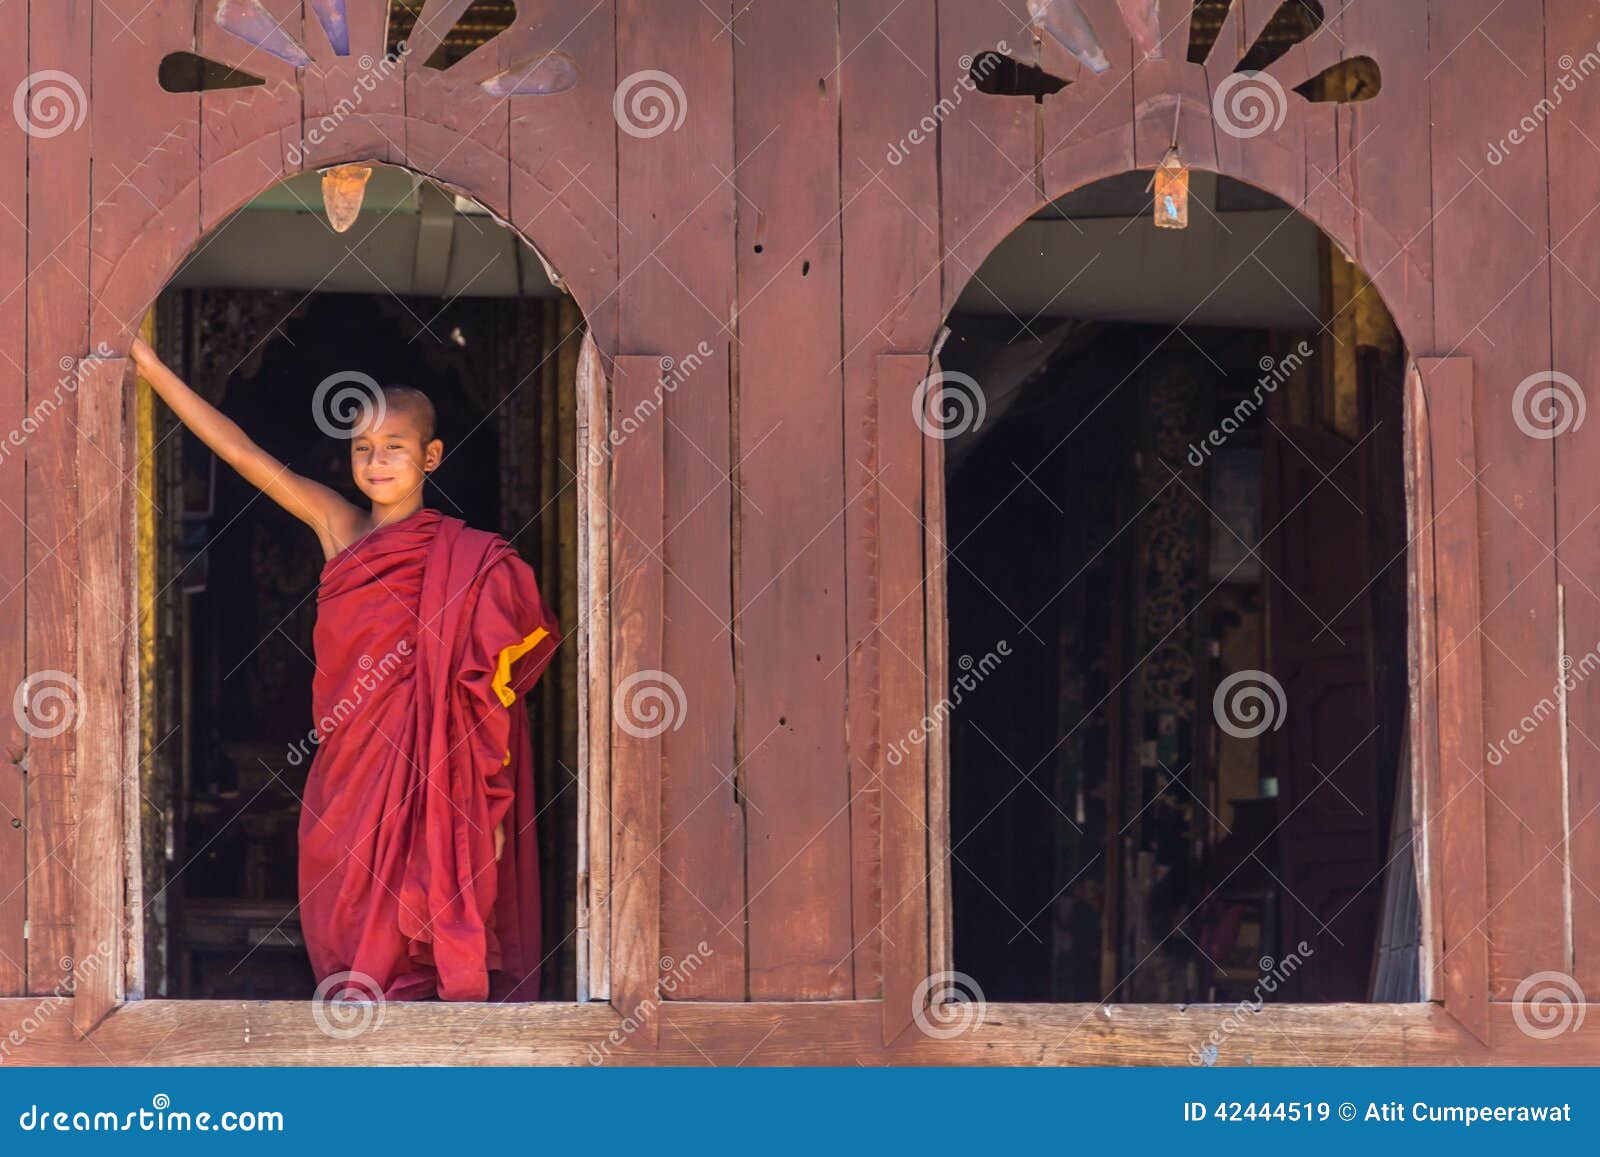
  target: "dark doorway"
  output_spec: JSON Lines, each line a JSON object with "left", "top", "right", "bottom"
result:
{"left": 943, "top": 174, "right": 1417, "bottom": 1005}
{"left": 140, "top": 286, "right": 584, "bottom": 1000}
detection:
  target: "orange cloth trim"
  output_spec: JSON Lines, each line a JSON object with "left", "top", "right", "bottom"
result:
{"left": 492, "top": 625, "right": 550, "bottom": 708}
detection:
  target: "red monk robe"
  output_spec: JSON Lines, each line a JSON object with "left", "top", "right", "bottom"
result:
{"left": 298, "top": 506, "right": 560, "bottom": 1002}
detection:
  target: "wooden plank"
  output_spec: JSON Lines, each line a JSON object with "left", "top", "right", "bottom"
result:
{"left": 575, "top": 331, "right": 611, "bottom": 1002}
{"left": 839, "top": 0, "right": 943, "bottom": 1000}
{"left": 196, "top": 0, "right": 302, "bottom": 234}
{"left": 607, "top": 354, "right": 667, "bottom": 1045}
{"left": 0, "top": 0, "right": 30, "bottom": 997}
{"left": 878, "top": 354, "right": 931, "bottom": 1043}
{"left": 1341, "top": 0, "right": 1434, "bottom": 351}
{"left": 24, "top": 0, "right": 93, "bottom": 998}
{"left": 1429, "top": 0, "right": 1564, "bottom": 1004}
{"left": 941, "top": 0, "right": 1046, "bottom": 320}
{"left": 90, "top": 0, "right": 200, "bottom": 353}
{"left": 298, "top": 0, "right": 404, "bottom": 169}
{"left": 1041, "top": 0, "right": 1136, "bottom": 204}
{"left": 924, "top": 392, "right": 952, "bottom": 984}
{"left": 10, "top": 996, "right": 1597, "bottom": 1066}
{"left": 1420, "top": 357, "right": 1489, "bottom": 1044}
{"left": 615, "top": 0, "right": 742, "bottom": 1000}
{"left": 1131, "top": 0, "right": 1216, "bottom": 172}
{"left": 1546, "top": 0, "right": 1600, "bottom": 1001}
{"left": 735, "top": 0, "right": 851, "bottom": 1000}
{"left": 508, "top": 0, "right": 618, "bottom": 361}
{"left": 404, "top": 0, "right": 508, "bottom": 221}
{"left": 70, "top": 357, "right": 128, "bottom": 1036}
{"left": 1404, "top": 361, "right": 1442, "bottom": 1002}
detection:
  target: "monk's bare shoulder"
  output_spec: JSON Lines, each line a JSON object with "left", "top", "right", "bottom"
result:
{"left": 319, "top": 504, "right": 373, "bottom": 561}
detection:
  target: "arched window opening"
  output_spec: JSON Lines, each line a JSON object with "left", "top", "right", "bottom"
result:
{"left": 939, "top": 171, "right": 1419, "bottom": 1005}
{"left": 135, "top": 163, "right": 592, "bottom": 1002}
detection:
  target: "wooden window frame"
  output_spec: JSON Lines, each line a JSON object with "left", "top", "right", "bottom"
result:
{"left": 69, "top": 332, "right": 653, "bottom": 1035}
{"left": 901, "top": 353, "right": 1491, "bottom": 1045}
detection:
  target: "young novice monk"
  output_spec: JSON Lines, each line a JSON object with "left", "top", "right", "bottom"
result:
{"left": 130, "top": 337, "right": 560, "bottom": 1003}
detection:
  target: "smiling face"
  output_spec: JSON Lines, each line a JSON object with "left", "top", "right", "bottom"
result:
{"left": 349, "top": 388, "right": 442, "bottom": 508}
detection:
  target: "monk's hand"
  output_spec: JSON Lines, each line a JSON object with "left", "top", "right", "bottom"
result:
{"left": 129, "top": 335, "right": 158, "bottom": 373}
{"left": 494, "top": 822, "right": 506, "bottom": 863}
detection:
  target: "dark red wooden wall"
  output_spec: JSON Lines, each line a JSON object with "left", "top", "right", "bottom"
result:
{"left": 0, "top": 0, "right": 1592, "bottom": 1029}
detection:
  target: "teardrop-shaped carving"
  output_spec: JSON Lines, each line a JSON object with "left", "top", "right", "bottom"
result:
{"left": 480, "top": 50, "right": 580, "bottom": 97}
{"left": 158, "top": 50, "right": 268, "bottom": 92}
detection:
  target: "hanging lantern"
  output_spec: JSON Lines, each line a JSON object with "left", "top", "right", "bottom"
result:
{"left": 320, "top": 163, "right": 374, "bottom": 234}
{"left": 1152, "top": 147, "right": 1189, "bottom": 230}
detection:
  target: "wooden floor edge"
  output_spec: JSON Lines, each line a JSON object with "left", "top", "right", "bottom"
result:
{"left": 0, "top": 998, "right": 1593, "bottom": 1066}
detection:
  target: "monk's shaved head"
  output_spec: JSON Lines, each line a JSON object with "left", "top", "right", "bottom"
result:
{"left": 380, "top": 385, "right": 438, "bottom": 443}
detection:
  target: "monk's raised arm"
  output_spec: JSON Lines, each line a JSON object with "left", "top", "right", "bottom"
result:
{"left": 129, "top": 336, "right": 360, "bottom": 553}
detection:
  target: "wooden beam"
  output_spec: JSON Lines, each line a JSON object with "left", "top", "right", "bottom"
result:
{"left": 878, "top": 354, "right": 932, "bottom": 1045}
{"left": 575, "top": 332, "right": 611, "bottom": 1002}
{"left": 8, "top": 997, "right": 1600, "bottom": 1066}
{"left": 71, "top": 357, "right": 130, "bottom": 1037}
{"left": 1419, "top": 356, "right": 1489, "bottom": 1044}
{"left": 608, "top": 354, "right": 667, "bottom": 1046}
